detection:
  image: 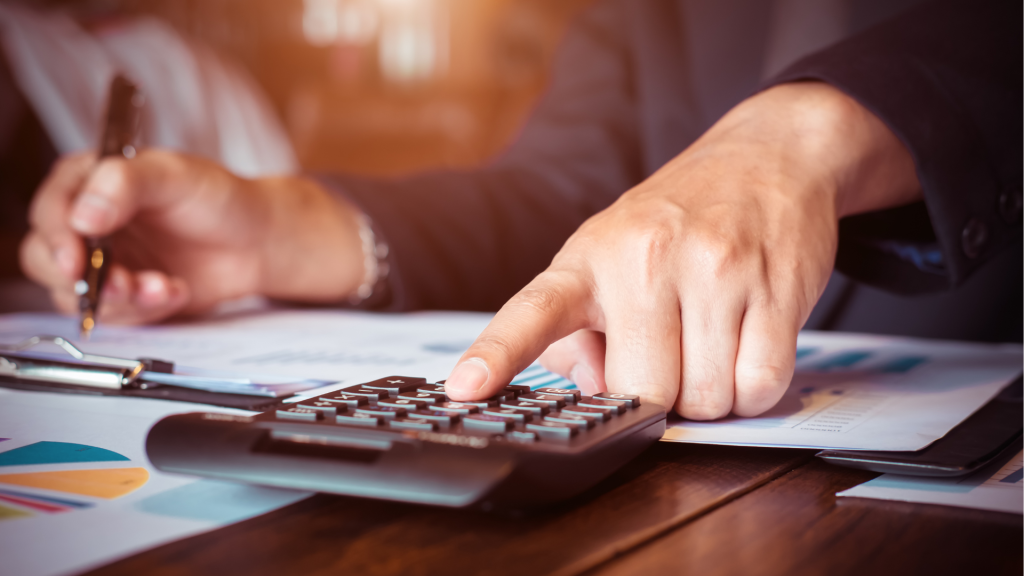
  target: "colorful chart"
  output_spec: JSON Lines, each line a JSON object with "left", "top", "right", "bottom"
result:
{"left": 512, "top": 364, "right": 575, "bottom": 390}
{"left": 0, "top": 441, "right": 149, "bottom": 522}
{"left": 797, "top": 348, "right": 929, "bottom": 374}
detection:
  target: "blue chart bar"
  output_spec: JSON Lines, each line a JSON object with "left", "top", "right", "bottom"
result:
{"left": 512, "top": 365, "right": 577, "bottom": 390}
{"left": 877, "top": 356, "right": 928, "bottom": 374}
{"left": 0, "top": 488, "right": 93, "bottom": 509}
{"left": 809, "top": 351, "right": 872, "bottom": 372}
{"left": 795, "top": 347, "right": 818, "bottom": 360}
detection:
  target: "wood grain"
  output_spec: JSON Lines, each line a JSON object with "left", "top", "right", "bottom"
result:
{"left": 85, "top": 444, "right": 811, "bottom": 576}
{"left": 590, "top": 459, "right": 1023, "bottom": 576}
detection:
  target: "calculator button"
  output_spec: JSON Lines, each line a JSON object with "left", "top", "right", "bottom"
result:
{"left": 504, "top": 384, "right": 531, "bottom": 397}
{"left": 361, "top": 376, "right": 426, "bottom": 394}
{"left": 389, "top": 418, "right": 438, "bottom": 432}
{"left": 561, "top": 406, "right": 611, "bottom": 422}
{"left": 482, "top": 407, "right": 533, "bottom": 423}
{"left": 526, "top": 421, "right": 578, "bottom": 439}
{"left": 339, "top": 387, "right": 389, "bottom": 400}
{"left": 276, "top": 407, "right": 322, "bottom": 421}
{"left": 432, "top": 402, "right": 480, "bottom": 415}
{"left": 487, "top": 390, "right": 517, "bottom": 403}
{"left": 593, "top": 392, "right": 640, "bottom": 408}
{"left": 397, "top": 392, "right": 440, "bottom": 404}
{"left": 577, "top": 398, "right": 627, "bottom": 415}
{"left": 518, "top": 393, "right": 566, "bottom": 408}
{"left": 409, "top": 410, "right": 459, "bottom": 427}
{"left": 449, "top": 398, "right": 499, "bottom": 408}
{"left": 536, "top": 388, "right": 582, "bottom": 402}
{"left": 298, "top": 401, "right": 341, "bottom": 416}
{"left": 336, "top": 413, "right": 383, "bottom": 427}
{"left": 356, "top": 406, "right": 407, "bottom": 420}
{"left": 378, "top": 398, "right": 429, "bottom": 410}
{"left": 504, "top": 431, "right": 538, "bottom": 443}
{"left": 499, "top": 400, "right": 550, "bottom": 416}
{"left": 320, "top": 393, "right": 369, "bottom": 409}
{"left": 417, "top": 385, "right": 449, "bottom": 398}
{"left": 463, "top": 414, "right": 515, "bottom": 433}
{"left": 544, "top": 412, "right": 595, "bottom": 429}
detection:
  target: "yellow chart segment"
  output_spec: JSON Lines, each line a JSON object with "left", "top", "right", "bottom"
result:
{"left": 0, "top": 467, "right": 150, "bottom": 499}
{"left": 0, "top": 503, "right": 33, "bottom": 520}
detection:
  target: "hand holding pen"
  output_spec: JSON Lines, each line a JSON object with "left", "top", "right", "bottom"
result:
{"left": 76, "top": 75, "right": 144, "bottom": 339}
{"left": 19, "top": 93, "right": 370, "bottom": 329}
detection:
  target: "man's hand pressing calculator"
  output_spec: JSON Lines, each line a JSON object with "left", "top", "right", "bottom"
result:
{"left": 146, "top": 376, "right": 666, "bottom": 509}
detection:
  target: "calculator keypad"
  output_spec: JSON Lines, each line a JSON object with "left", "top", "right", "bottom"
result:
{"left": 266, "top": 376, "right": 640, "bottom": 444}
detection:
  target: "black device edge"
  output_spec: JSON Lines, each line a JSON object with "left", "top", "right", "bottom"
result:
{"left": 815, "top": 374, "right": 1023, "bottom": 477}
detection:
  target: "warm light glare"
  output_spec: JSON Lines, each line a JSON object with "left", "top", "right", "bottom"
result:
{"left": 302, "top": 0, "right": 448, "bottom": 83}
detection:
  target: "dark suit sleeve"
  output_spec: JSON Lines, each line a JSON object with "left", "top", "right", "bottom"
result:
{"left": 766, "top": 0, "right": 1022, "bottom": 294}
{"left": 317, "top": 0, "right": 643, "bottom": 311}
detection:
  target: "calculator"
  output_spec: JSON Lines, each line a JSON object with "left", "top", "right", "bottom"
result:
{"left": 146, "top": 376, "right": 666, "bottom": 509}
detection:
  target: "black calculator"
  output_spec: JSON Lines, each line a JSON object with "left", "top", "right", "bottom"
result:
{"left": 146, "top": 376, "right": 666, "bottom": 509}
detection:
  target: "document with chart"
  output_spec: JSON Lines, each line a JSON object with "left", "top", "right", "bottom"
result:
{"left": 662, "top": 331, "right": 1022, "bottom": 451}
{"left": 838, "top": 446, "right": 1024, "bottom": 514}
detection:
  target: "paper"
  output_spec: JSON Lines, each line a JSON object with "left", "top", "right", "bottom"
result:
{"left": 0, "top": 388, "right": 311, "bottom": 576}
{"left": 838, "top": 446, "right": 1024, "bottom": 514}
{"left": 0, "top": 309, "right": 573, "bottom": 576}
{"left": 0, "top": 310, "right": 498, "bottom": 399}
{"left": 662, "top": 331, "right": 1022, "bottom": 451}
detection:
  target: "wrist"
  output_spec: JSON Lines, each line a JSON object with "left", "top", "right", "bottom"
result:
{"left": 254, "top": 177, "right": 366, "bottom": 302}
{"left": 753, "top": 82, "right": 922, "bottom": 219}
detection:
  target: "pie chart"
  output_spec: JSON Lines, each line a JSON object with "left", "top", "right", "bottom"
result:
{"left": 0, "top": 439, "right": 149, "bottom": 521}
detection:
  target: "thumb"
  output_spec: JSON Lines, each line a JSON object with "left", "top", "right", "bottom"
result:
{"left": 69, "top": 157, "right": 139, "bottom": 237}
{"left": 445, "top": 272, "right": 594, "bottom": 401}
{"left": 69, "top": 150, "right": 220, "bottom": 237}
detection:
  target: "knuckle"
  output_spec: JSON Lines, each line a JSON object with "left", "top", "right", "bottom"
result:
{"left": 678, "top": 377, "right": 732, "bottom": 420}
{"left": 687, "top": 229, "right": 748, "bottom": 278}
{"left": 678, "top": 395, "right": 731, "bottom": 421}
{"left": 19, "top": 235, "right": 52, "bottom": 283}
{"left": 735, "top": 362, "right": 791, "bottom": 401}
{"left": 510, "top": 281, "right": 567, "bottom": 318}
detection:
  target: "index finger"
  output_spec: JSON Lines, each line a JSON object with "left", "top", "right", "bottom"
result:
{"left": 444, "top": 270, "right": 596, "bottom": 401}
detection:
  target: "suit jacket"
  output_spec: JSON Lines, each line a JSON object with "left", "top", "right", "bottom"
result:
{"left": 321, "top": 0, "right": 1022, "bottom": 340}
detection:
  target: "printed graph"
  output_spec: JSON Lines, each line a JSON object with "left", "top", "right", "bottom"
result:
{"left": 796, "top": 347, "right": 928, "bottom": 374}
{"left": 511, "top": 364, "right": 575, "bottom": 390}
{"left": 0, "top": 441, "right": 149, "bottom": 522}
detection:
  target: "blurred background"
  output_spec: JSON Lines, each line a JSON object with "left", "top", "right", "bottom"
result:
{"left": 0, "top": 0, "right": 593, "bottom": 304}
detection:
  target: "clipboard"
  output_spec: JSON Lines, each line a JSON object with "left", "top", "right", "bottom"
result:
{"left": 0, "top": 335, "right": 292, "bottom": 410}
{"left": 817, "top": 374, "right": 1023, "bottom": 477}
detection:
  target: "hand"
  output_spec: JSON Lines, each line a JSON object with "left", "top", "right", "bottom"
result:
{"left": 20, "top": 150, "right": 365, "bottom": 324}
{"left": 445, "top": 82, "right": 922, "bottom": 418}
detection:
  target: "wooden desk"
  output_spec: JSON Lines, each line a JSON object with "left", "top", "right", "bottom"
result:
{"left": 87, "top": 443, "right": 1022, "bottom": 576}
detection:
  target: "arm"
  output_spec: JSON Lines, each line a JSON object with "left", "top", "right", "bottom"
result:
{"left": 768, "top": 0, "right": 1021, "bottom": 293}
{"left": 320, "top": 0, "right": 645, "bottom": 311}
{"left": 444, "top": 0, "right": 1018, "bottom": 418}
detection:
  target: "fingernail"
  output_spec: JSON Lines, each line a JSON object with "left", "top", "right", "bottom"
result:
{"left": 446, "top": 358, "right": 490, "bottom": 395}
{"left": 569, "top": 363, "right": 597, "bottom": 392}
{"left": 55, "top": 247, "right": 76, "bottom": 277}
{"left": 70, "top": 194, "right": 116, "bottom": 234}
{"left": 137, "top": 275, "right": 168, "bottom": 306}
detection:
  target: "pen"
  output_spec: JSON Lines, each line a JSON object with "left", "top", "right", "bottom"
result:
{"left": 77, "top": 75, "right": 144, "bottom": 340}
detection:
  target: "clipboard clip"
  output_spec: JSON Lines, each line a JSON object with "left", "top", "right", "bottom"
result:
{"left": 0, "top": 335, "right": 152, "bottom": 390}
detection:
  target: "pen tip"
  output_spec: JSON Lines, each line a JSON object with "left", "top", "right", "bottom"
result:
{"left": 80, "top": 315, "right": 95, "bottom": 341}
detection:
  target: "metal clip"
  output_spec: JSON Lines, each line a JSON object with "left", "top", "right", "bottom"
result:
{"left": 0, "top": 335, "right": 145, "bottom": 390}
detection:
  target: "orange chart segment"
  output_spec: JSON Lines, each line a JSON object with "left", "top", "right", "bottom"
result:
{"left": 0, "top": 467, "right": 150, "bottom": 499}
